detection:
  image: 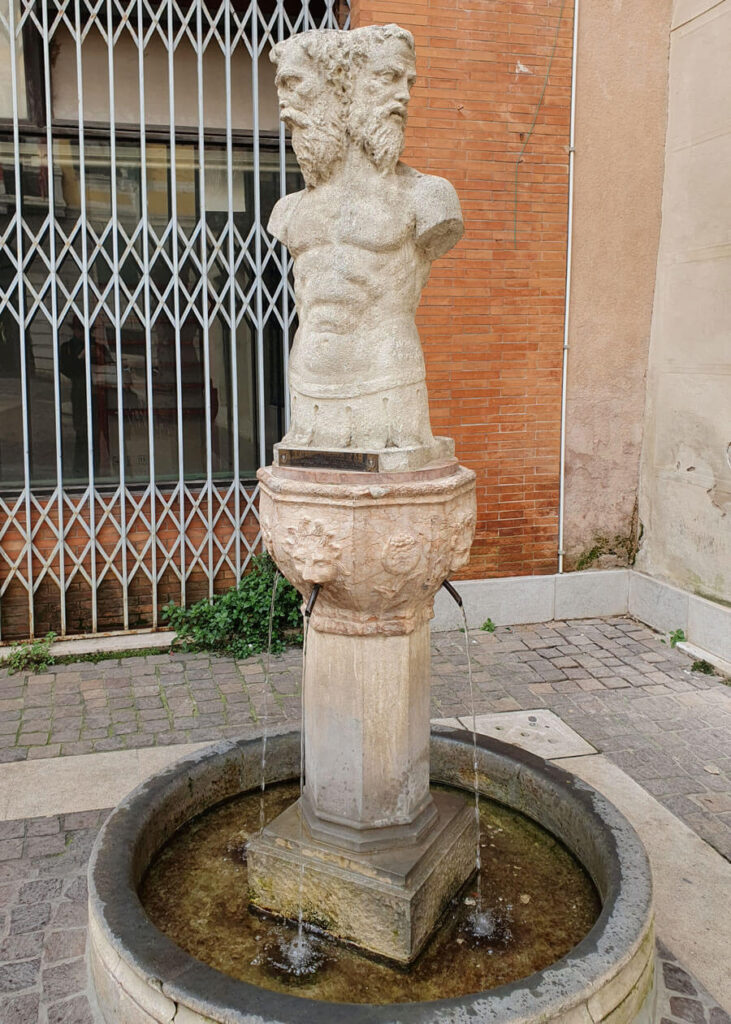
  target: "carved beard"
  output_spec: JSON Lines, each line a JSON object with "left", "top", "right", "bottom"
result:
{"left": 349, "top": 105, "right": 405, "bottom": 173}
{"left": 288, "top": 112, "right": 345, "bottom": 188}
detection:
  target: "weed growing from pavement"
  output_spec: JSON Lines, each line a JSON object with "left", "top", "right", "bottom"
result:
{"left": 661, "top": 628, "right": 686, "bottom": 648}
{"left": 4, "top": 631, "right": 56, "bottom": 674}
{"left": 691, "top": 659, "right": 715, "bottom": 675}
{"left": 53, "top": 646, "right": 171, "bottom": 666}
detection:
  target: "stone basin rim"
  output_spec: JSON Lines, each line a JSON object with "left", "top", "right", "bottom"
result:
{"left": 88, "top": 729, "right": 655, "bottom": 1024}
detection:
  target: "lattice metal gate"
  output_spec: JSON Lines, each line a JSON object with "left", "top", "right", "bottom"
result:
{"left": 0, "top": 0, "right": 348, "bottom": 640}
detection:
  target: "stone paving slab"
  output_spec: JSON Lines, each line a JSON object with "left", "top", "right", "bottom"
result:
{"left": 450, "top": 709, "right": 597, "bottom": 758}
{"left": 0, "top": 811, "right": 728, "bottom": 1023}
{"left": 656, "top": 940, "right": 731, "bottom": 1024}
{"left": 0, "top": 810, "right": 104, "bottom": 1024}
{"left": 0, "top": 616, "right": 729, "bottom": 858}
{"left": 0, "top": 743, "right": 209, "bottom": 821}
{"left": 431, "top": 618, "right": 731, "bottom": 860}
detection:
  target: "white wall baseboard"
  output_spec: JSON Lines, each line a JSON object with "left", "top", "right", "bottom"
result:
{"left": 2, "top": 572, "right": 728, "bottom": 671}
{"left": 434, "top": 568, "right": 731, "bottom": 667}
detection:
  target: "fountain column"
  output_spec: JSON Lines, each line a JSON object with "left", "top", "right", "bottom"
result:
{"left": 246, "top": 24, "right": 478, "bottom": 963}
{"left": 258, "top": 461, "right": 476, "bottom": 852}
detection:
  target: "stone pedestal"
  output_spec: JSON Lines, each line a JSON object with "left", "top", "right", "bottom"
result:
{"left": 302, "top": 623, "right": 435, "bottom": 849}
{"left": 247, "top": 458, "right": 477, "bottom": 962}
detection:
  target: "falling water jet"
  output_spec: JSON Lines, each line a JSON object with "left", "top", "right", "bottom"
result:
{"left": 441, "top": 579, "right": 483, "bottom": 908}
{"left": 259, "top": 570, "right": 281, "bottom": 835}
{"left": 266, "top": 932, "right": 325, "bottom": 979}
{"left": 289, "top": 584, "right": 319, "bottom": 966}
{"left": 252, "top": 584, "right": 323, "bottom": 979}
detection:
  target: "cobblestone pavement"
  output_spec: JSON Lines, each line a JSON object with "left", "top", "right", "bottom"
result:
{"left": 0, "top": 810, "right": 103, "bottom": 1024}
{"left": 1, "top": 615, "right": 729, "bottom": 859}
{"left": 0, "top": 812, "right": 728, "bottom": 1023}
{"left": 656, "top": 940, "right": 731, "bottom": 1024}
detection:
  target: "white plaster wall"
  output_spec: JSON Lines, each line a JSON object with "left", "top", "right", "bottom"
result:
{"left": 563, "top": 0, "right": 672, "bottom": 570}
{"left": 637, "top": 0, "right": 731, "bottom": 603}
{"left": 51, "top": 28, "right": 279, "bottom": 131}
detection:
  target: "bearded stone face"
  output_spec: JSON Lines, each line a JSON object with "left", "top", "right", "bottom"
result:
{"left": 348, "top": 37, "right": 416, "bottom": 173}
{"left": 272, "top": 36, "right": 348, "bottom": 187}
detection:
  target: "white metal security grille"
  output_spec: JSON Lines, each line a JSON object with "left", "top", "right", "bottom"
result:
{"left": 0, "top": 0, "right": 348, "bottom": 639}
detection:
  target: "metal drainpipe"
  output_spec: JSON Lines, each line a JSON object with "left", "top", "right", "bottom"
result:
{"left": 557, "top": 0, "right": 580, "bottom": 574}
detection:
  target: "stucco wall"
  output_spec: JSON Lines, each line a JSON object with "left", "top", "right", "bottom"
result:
{"left": 636, "top": 0, "right": 731, "bottom": 603}
{"left": 563, "top": 0, "right": 672, "bottom": 570}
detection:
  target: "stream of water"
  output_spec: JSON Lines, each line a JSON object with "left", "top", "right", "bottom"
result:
{"left": 457, "top": 603, "right": 489, "bottom": 929}
{"left": 255, "top": 573, "right": 278, "bottom": 835}
{"left": 297, "top": 608, "right": 310, "bottom": 941}
{"left": 140, "top": 584, "right": 602, "bottom": 990}
{"left": 142, "top": 778, "right": 601, "bottom": 1001}
{"left": 255, "top": 580, "right": 488, "bottom": 970}
{"left": 280, "top": 608, "right": 323, "bottom": 975}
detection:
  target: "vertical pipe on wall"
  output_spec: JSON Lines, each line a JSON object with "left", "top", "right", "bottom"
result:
{"left": 557, "top": 0, "right": 579, "bottom": 574}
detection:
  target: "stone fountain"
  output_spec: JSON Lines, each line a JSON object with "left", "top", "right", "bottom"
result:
{"left": 245, "top": 23, "right": 477, "bottom": 965}
{"left": 87, "top": 24, "right": 657, "bottom": 1024}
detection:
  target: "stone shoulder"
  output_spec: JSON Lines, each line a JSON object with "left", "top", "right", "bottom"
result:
{"left": 397, "top": 163, "right": 464, "bottom": 259}
{"left": 267, "top": 189, "right": 307, "bottom": 245}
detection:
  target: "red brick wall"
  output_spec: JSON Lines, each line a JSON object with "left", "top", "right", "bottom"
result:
{"left": 0, "top": 488, "right": 259, "bottom": 641}
{"left": 351, "top": 0, "right": 574, "bottom": 579}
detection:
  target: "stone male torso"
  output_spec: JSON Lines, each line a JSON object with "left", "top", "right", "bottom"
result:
{"left": 270, "top": 160, "right": 462, "bottom": 448}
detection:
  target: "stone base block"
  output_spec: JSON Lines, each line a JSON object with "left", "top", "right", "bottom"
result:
{"left": 247, "top": 789, "right": 476, "bottom": 965}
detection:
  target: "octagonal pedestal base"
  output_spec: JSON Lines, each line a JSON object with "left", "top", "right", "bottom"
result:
{"left": 247, "top": 788, "right": 476, "bottom": 965}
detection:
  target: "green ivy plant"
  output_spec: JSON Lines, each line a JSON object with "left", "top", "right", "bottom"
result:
{"left": 163, "top": 553, "right": 302, "bottom": 659}
{"left": 481, "top": 618, "right": 497, "bottom": 633}
{"left": 5, "top": 631, "right": 57, "bottom": 675}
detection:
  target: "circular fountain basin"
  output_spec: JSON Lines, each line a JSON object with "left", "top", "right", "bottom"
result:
{"left": 88, "top": 729, "right": 656, "bottom": 1024}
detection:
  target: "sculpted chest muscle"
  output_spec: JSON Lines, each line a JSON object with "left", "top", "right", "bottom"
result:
{"left": 286, "top": 182, "right": 413, "bottom": 256}
{"left": 265, "top": 165, "right": 462, "bottom": 394}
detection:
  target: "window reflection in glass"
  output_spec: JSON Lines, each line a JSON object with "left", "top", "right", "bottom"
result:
{"left": 0, "top": 136, "right": 301, "bottom": 490}
{"left": 0, "top": 1, "right": 27, "bottom": 120}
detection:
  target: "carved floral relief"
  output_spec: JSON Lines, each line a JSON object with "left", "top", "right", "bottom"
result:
{"left": 258, "top": 466, "right": 476, "bottom": 636}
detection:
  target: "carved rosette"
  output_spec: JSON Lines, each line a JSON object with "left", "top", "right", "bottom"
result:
{"left": 258, "top": 463, "right": 476, "bottom": 636}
